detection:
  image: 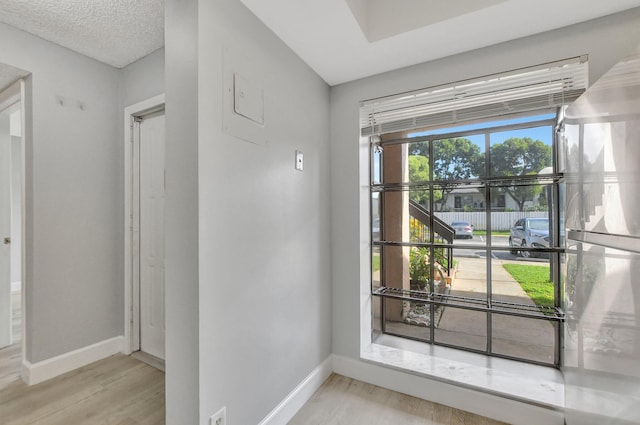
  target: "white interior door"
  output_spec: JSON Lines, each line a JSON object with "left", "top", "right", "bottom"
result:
{"left": 139, "top": 110, "right": 166, "bottom": 360}
{"left": 0, "top": 111, "right": 11, "bottom": 348}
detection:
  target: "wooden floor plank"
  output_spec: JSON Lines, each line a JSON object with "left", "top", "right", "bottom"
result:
{"left": 3, "top": 349, "right": 509, "bottom": 424}
{"left": 0, "top": 343, "right": 21, "bottom": 391}
{"left": 288, "top": 374, "right": 508, "bottom": 425}
{"left": 0, "top": 354, "right": 164, "bottom": 425}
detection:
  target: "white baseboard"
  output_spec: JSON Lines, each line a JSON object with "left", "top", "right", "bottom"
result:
{"left": 22, "top": 336, "right": 125, "bottom": 385}
{"left": 332, "top": 354, "right": 564, "bottom": 425}
{"left": 257, "top": 356, "right": 333, "bottom": 425}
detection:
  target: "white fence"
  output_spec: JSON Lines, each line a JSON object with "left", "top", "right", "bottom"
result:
{"left": 434, "top": 212, "right": 548, "bottom": 231}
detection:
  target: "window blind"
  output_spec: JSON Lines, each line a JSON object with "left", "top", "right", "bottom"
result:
{"left": 360, "top": 56, "right": 588, "bottom": 137}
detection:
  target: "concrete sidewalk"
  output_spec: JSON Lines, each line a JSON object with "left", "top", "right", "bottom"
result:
{"left": 437, "top": 257, "right": 556, "bottom": 364}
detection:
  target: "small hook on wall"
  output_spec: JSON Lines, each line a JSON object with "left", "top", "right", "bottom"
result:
{"left": 55, "top": 95, "right": 87, "bottom": 112}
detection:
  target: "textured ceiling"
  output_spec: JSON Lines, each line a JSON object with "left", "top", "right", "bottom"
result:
{"left": 0, "top": 0, "right": 164, "bottom": 68}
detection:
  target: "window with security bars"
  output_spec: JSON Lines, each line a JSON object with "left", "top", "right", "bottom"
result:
{"left": 368, "top": 58, "right": 586, "bottom": 367}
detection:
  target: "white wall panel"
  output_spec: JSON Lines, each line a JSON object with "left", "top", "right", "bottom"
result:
{"left": 195, "top": 1, "right": 332, "bottom": 424}
{"left": 0, "top": 22, "right": 122, "bottom": 362}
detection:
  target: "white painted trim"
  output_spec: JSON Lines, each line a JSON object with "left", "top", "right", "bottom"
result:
{"left": 22, "top": 336, "right": 125, "bottom": 385}
{"left": 17, "top": 78, "right": 28, "bottom": 385}
{"left": 332, "top": 354, "right": 564, "bottom": 425}
{"left": 0, "top": 80, "right": 21, "bottom": 113}
{"left": 11, "top": 281, "right": 20, "bottom": 292}
{"left": 257, "top": 356, "right": 333, "bottom": 425}
{"left": 362, "top": 339, "right": 564, "bottom": 408}
{"left": 123, "top": 94, "right": 165, "bottom": 355}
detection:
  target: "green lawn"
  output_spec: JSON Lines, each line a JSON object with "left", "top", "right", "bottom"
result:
{"left": 372, "top": 255, "right": 380, "bottom": 272}
{"left": 503, "top": 264, "right": 554, "bottom": 308}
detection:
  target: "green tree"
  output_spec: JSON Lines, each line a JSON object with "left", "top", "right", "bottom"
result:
{"left": 489, "top": 137, "right": 552, "bottom": 211}
{"left": 410, "top": 139, "right": 483, "bottom": 210}
{"left": 408, "top": 155, "right": 441, "bottom": 205}
{"left": 409, "top": 141, "right": 428, "bottom": 157}
{"left": 409, "top": 154, "right": 429, "bottom": 182}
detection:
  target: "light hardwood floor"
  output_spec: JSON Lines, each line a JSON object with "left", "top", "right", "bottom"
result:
{"left": 0, "top": 293, "right": 164, "bottom": 425}
{"left": 0, "top": 354, "right": 165, "bottom": 425}
{"left": 11, "top": 290, "right": 21, "bottom": 342}
{"left": 289, "top": 374, "right": 508, "bottom": 425}
{"left": 1, "top": 356, "right": 509, "bottom": 425}
{"left": 0, "top": 343, "right": 21, "bottom": 390}
{"left": 1, "top": 291, "right": 22, "bottom": 390}
{"left": 1, "top": 291, "right": 503, "bottom": 425}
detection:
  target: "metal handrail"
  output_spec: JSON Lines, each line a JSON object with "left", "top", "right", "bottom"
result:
{"left": 409, "top": 200, "right": 454, "bottom": 275}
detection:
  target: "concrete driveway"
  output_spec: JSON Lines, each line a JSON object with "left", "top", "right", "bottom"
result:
{"left": 436, "top": 257, "right": 556, "bottom": 364}
{"left": 452, "top": 235, "right": 549, "bottom": 263}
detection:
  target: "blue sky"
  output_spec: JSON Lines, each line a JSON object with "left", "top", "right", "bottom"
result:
{"left": 409, "top": 113, "right": 554, "bottom": 152}
{"left": 371, "top": 113, "right": 556, "bottom": 180}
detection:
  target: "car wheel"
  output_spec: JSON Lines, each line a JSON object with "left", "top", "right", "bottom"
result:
{"left": 509, "top": 238, "right": 517, "bottom": 255}
{"left": 520, "top": 241, "right": 530, "bottom": 258}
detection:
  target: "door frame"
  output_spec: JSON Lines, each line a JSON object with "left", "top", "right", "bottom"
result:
{"left": 123, "top": 94, "right": 165, "bottom": 355}
{"left": 0, "top": 82, "right": 20, "bottom": 348}
{"left": 0, "top": 78, "right": 27, "bottom": 377}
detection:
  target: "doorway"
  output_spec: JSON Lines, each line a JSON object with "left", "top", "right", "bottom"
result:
{"left": 0, "top": 79, "right": 24, "bottom": 388}
{"left": 124, "top": 95, "right": 166, "bottom": 365}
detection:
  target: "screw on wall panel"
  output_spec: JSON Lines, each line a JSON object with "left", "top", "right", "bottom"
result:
{"left": 210, "top": 407, "right": 226, "bottom": 425}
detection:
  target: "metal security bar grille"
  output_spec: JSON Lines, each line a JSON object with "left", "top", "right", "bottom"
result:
{"left": 370, "top": 115, "right": 566, "bottom": 368}
{"left": 372, "top": 287, "right": 563, "bottom": 320}
{"left": 361, "top": 56, "right": 588, "bottom": 137}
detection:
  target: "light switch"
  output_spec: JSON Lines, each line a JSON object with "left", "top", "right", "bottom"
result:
{"left": 295, "top": 150, "right": 304, "bottom": 171}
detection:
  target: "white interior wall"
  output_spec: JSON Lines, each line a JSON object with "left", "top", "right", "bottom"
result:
{"left": 164, "top": 1, "right": 199, "bottom": 423}
{"left": 0, "top": 22, "right": 122, "bottom": 362}
{"left": 330, "top": 6, "right": 640, "bottom": 420}
{"left": 194, "top": 1, "right": 331, "bottom": 424}
{"left": 120, "top": 48, "right": 165, "bottom": 108}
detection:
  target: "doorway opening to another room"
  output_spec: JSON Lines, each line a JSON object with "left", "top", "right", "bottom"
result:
{"left": 0, "top": 78, "right": 26, "bottom": 388}
{"left": 124, "top": 95, "right": 166, "bottom": 371}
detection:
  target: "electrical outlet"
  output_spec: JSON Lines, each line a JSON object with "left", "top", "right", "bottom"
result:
{"left": 210, "top": 407, "right": 226, "bottom": 425}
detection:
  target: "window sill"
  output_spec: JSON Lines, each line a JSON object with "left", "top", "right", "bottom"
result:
{"left": 361, "top": 335, "right": 564, "bottom": 409}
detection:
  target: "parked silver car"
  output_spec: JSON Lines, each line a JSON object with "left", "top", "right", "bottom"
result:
{"left": 451, "top": 221, "right": 473, "bottom": 239}
{"left": 509, "top": 218, "right": 549, "bottom": 257}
